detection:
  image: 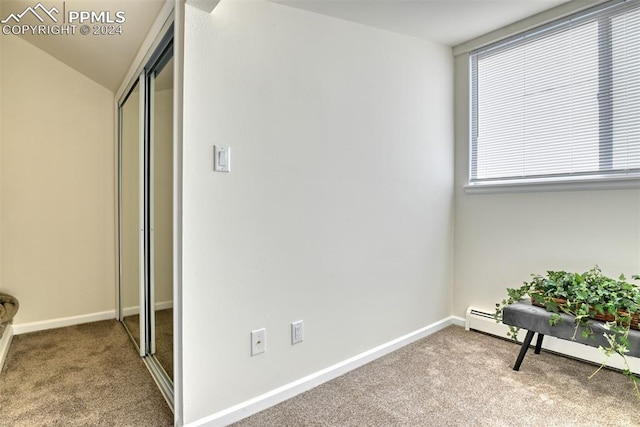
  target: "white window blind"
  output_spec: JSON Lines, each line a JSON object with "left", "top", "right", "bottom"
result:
{"left": 469, "top": 0, "right": 640, "bottom": 187}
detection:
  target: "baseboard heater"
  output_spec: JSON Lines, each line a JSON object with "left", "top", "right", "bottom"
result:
{"left": 465, "top": 306, "right": 640, "bottom": 374}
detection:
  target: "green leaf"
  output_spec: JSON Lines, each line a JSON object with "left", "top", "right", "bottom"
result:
{"left": 495, "top": 265, "right": 640, "bottom": 402}
{"left": 575, "top": 289, "right": 588, "bottom": 300}
{"left": 619, "top": 336, "right": 631, "bottom": 348}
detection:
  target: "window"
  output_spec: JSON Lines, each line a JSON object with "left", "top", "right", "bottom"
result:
{"left": 469, "top": 0, "right": 640, "bottom": 189}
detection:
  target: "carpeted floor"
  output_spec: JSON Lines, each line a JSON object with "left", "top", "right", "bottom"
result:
{"left": 3, "top": 323, "right": 640, "bottom": 426}
{"left": 123, "top": 309, "right": 173, "bottom": 380}
{"left": 0, "top": 320, "right": 173, "bottom": 427}
{"left": 155, "top": 309, "right": 174, "bottom": 380}
{"left": 233, "top": 325, "right": 640, "bottom": 426}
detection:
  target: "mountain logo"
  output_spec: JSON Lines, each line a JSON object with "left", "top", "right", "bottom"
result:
{"left": 1, "top": 2, "right": 59, "bottom": 24}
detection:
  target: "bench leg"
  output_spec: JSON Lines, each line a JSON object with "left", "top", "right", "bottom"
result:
{"left": 513, "top": 330, "right": 535, "bottom": 371}
{"left": 534, "top": 333, "right": 544, "bottom": 354}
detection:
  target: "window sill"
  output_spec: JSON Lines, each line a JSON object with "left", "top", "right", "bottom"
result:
{"left": 464, "top": 176, "right": 640, "bottom": 194}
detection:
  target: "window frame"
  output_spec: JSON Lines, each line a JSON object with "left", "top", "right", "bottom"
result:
{"left": 465, "top": 0, "right": 640, "bottom": 193}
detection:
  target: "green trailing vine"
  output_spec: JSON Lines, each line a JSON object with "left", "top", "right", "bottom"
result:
{"left": 495, "top": 266, "right": 640, "bottom": 401}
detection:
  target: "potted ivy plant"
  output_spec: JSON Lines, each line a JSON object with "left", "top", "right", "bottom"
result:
{"left": 495, "top": 266, "right": 640, "bottom": 399}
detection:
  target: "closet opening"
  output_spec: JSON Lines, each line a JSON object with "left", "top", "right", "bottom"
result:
{"left": 118, "top": 26, "right": 175, "bottom": 409}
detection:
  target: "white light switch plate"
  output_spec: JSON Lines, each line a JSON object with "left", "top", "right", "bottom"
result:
{"left": 214, "top": 145, "right": 230, "bottom": 172}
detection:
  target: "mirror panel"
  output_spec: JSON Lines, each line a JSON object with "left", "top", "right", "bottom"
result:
{"left": 152, "top": 57, "right": 174, "bottom": 380}
{"left": 118, "top": 34, "right": 174, "bottom": 405}
{"left": 120, "top": 82, "right": 143, "bottom": 350}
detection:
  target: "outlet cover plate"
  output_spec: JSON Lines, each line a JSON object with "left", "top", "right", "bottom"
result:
{"left": 251, "top": 328, "right": 266, "bottom": 356}
{"left": 291, "top": 320, "right": 304, "bottom": 345}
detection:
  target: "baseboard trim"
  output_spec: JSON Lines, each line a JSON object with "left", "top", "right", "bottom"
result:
{"left": 450, "top": 315, "right": 466, "bottom": 327}
{"left": 122, "top": 301, "right": 174, "bottom": 317}
{"left": 0, "top": 324, "right": 14, "bottom": 373}
{"left": 185, "top": 316, "right": 460, "bottom": 427}
{"left": 12, "top": 310, "right": 116, "bottom": 335}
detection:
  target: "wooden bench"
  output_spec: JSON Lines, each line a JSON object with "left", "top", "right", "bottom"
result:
{"left": 502, "top": 300, "right": 640, "bottom": 370}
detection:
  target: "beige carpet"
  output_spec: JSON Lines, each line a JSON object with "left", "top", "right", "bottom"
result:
{"left": 0, "top": 320, "right": 173, "bottom": 426}
{"left": 155, "top": 309, "right": 174, "bottom": 381}
{"left": 234, "top": 326, "right": 640, "bottom": 426}
{"left": 123, "top": 309, "right": 173, "bottom": 380}
{"left": 3, "top": 323, "right": 640, "bottom": 426}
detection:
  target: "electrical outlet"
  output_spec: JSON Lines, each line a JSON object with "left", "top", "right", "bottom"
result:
{"left": 251, "top": 328, "right": 266, "bottom": 356}
{"left": 291, "top": 320, "right": 304, "bottom": 345}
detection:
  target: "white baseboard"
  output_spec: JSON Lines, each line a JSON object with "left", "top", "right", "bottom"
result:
{"left": 12, "top": 310, "right": 116, "bottom": 335}
{"left": 185, "top": 316, "right": 460, "bottom": 427}
{"left": 0, "top": 324, "right": 14, "bottom": 373}
{"left": 156, "top": 300, "right": 174, "bottom": 311}
{"left": 122, "top": 301, "right": 174, "bottom": 317}
{"left": 450, "top": 316, "right": 466, "bottom": 327}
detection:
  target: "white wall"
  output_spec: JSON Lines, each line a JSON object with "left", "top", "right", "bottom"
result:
{"left": 0, "top": 21, "right": 3, "bottom": 293}
{"left": 1, "top": 36, "right": 116, "bottom": 324}
{"left": 182, "top": 0, "right": 453, "bottom": 422}
{"left": 453, "top": 51, "right": 640, "bottom": 317}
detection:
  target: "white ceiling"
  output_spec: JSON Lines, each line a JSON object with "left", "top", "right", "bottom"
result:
{"left": 271, "top": 0, "right": 571, "bottom": 46}
{"left": 2, "top": 0, "right": 572, "bottom": 93}
{"left": 1, "top": 0, "right": 166, "bottom": 92}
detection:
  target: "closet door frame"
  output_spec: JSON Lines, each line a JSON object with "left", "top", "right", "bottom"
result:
{"left": 146, "top": 38, "right": 174, "bottom": 357}
{"left": 117, "top": 23, "right": 175, "bottom": 408}
{"left": 116, "top": 73, "right": 146, "bottom": 356}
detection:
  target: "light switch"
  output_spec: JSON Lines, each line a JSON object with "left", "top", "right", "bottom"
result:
{"left": 214, "top": 145, "right": 230, "bottom": 172}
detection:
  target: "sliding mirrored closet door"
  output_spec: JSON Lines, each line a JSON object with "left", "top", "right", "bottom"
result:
{"left": 120, "top": 81, "right": 144, "bottom": 353}
{"left": 150, "top": 54, "right": 174, "bottom": 381}
{"left": 118, "top": 32, "right": 174, "bottom": 405}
